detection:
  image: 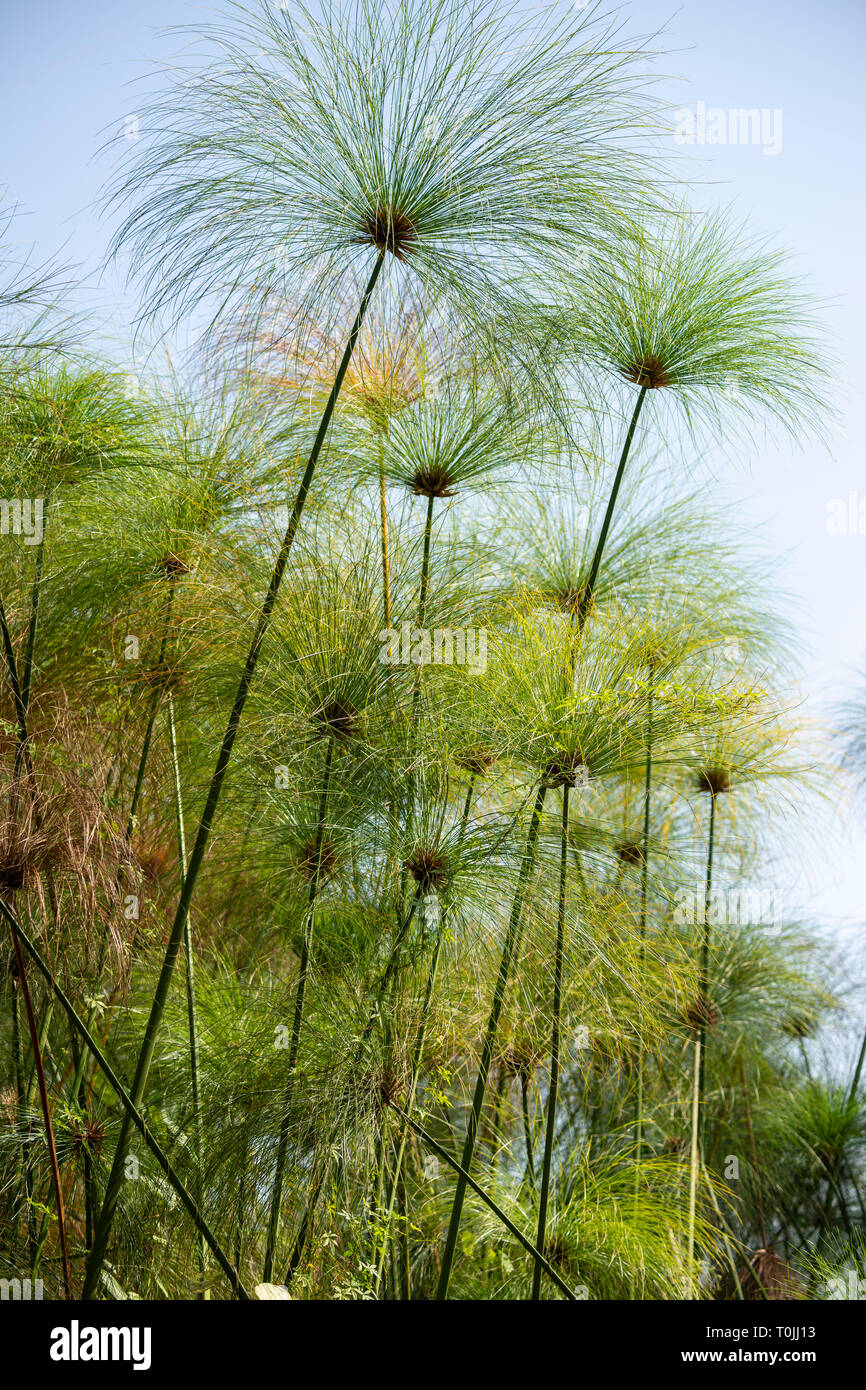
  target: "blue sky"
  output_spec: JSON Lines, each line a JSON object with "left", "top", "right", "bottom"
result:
{"left": 3, "top": 0, "right": 866, "bottom": 945}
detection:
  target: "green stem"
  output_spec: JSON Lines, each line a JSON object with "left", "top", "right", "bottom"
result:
{"left": 848, "top": 1031, "right": 866, "bottom": 1104}
{"left": 391, "top": 1102, "right": 576, "bottom": 1301}
{"left": 490, "top": 1061, "right": 508, "bottom": 1156}
{"left": 11, "top": 967, "right": 38, "bottom": 1261}
{"left": 69, "top": 582, "right": 178, "bottom": 1107}
{"left": 283, "top": 1162, "right": 326, "bottom": 1285}
{"left": 0, "top": 595, "right": 35, "bottom": 793}
{"left": 635, "top": 676, "right": 653, "bottom": 1188}
{"left": 378, "top": 431, "right": 391, "bottom": 628}
{"left": 686, "top": 1032, "right": 702, "bottom": 1276}
{"left": 8, "top": 918, "right": 71, "bottom": 1297}
{"left": 23, "top": 988, "right": 55, "bottom": 1107}
{"left": 0, "top": 896, "right": 251, "bottom": 1299}
{"left": 687, "top": 792, "right": 716, "bottom": 1274}
{"left": 436, "top": 782, "right": 547, "bottom": 1299}
{"left": 531, "top": 782, "right": 569, "bottom": 1299}
{"left": 262, "top": 734, "right": 335, "bottom": 1283}
{"left": 12, "top": 488, "right": 51, "bottom": 789}
{"left": 700, "top": 1154, "right": 744, "bottom": 1300}
{"left": 697, "top": 794, "right": 716, "bottom": 1146}
{"left": 126, "top": 584, "right": 176, "bottom": 842}
{"left": 405, "top": 490, "right": 436, "bottom": 817}
{"left": 521, "top": 1076, "right": 536, "bottom": 1188}
{"left": 814, "top": 1041, "right": 866, "bottom": 1252}
{"left": 283, "top": 880, "right": 425, "bottom": 1284}
{"left": 1, "top": 561, "right": 69, "bottom": 1287}
{"left": 83, "top": 251, "right": 385, "bottom": 1300}
{"left": 739, "top": 1057, "right": 768, "bottom": 1250}
{"left": 417, "top": 492, "right": 435, "bottom": 632}
{"left": 375, "top": 774, "right": 478, "bottom": 1295}
{"left": 19, "top": 491, "right": 49, "bottom": 712}
{"left": 397, "top": 1165, "right": 410, "bottom": 1300}
{"left": 374, "top": 925, "right": 445, "bottom": 1294}
{"left": 578, "top": 387, "right": 647, "bottom": 629}
{"left": 166, "top": 684, "right": 206, "bottom": 1287}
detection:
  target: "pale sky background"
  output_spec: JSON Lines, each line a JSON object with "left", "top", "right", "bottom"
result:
{"left": 2, "top": 0, "right": 865, "bottom": 984}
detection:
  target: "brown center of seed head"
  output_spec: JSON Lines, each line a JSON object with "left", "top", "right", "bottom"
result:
{"left": 313, "top": 699, "right": 359, "bottom": 740}
{"left": 405, "top": 846, "right": 450, "bottom": 892}
{"left": 378, "top": 1066, "right": 402, "bottom": 1109}
{"left": 542, "top": 751, "right": 588, "bottom": 789}
{"left": 500, "top": 1041, "right": 536, "bottom": 1082}
{"left": 358, "top": 205, "right": 419, "bottom": 262}
{"left": 696, "top": 766, "right": 731, "bottom": 796}
{"left": 410, "top": 463, "right": 456, "bottom": 498}
{"left": 617, "top": 840, "right": 644, "bottom": 867}
{"left": 158, "top": 552, "right": 191, "bottom": 578}
{"left": 456, "top": 748, "right": 495, "bottom": 777}
{"left": 620, "top": 353, "right": 672, "bottom": 389}
{"left": 683, "top": 992, "right": 719, "bottom": 1032}
{"left": 71, "top": 1117, "right": 106, "bottom": 1157}
{"left": 297, "top": 836, "right": 339, "bottom": 882}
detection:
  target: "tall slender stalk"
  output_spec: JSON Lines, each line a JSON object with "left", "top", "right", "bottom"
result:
{"left": 417, "top": 493, "right": 435, "bottom": 632}
{"left": 0, "top": 897, "right": 251, "bottom": 1298}
{"left": 397, "top": 488, "right": 437, "bottom": 960}
{"left": 283, "top": 1162, "right": 326, "bottom": 1286}
{"left": 126, "top": 584, "right": 176, "bottom": 843}
{"left": 83, "top": 251, "right": 385, "bottom": 1299}
{"left": 10, "top": 951, "right": 38, "bottom": 1261}
{"left": 13, "top": 488, "right": 51, "bottom": 787}
{"left": 848, "top": 1030, "right": 866, "bottom": 1106}
{"left": 392, "top": 1101, "right": 577, "bottom": 1301}
{"left": 2, "top": 588, "right": 64, "bottom": 1147}
{"left": 696, "top": 796, "right": 717, "bottom": 1146}
{"left": 452, "top": 381, "right": 645, "bottom": 1298}
{"left": 687, "top": 791, "right": 716, "bottom": 1273}
{"left": 406, "top": 490, "right": 437, "bottom": 741}
{"left": 374, "top": 924, "right": 444, "bottom": 1296}
{"left": 7, "top": 922, "right": 71, "bottom": 1297}
{"left": 0, "top": 594, "right": 38, "bottom": 1251}
{"left": 69, "top": 579, "right": 178, "bottom": 1109}
{"left": 521, "top": 1076, "right": 536, "bottom": 1187}
{"left": 284, "top": 872, "right": 423, "bottom": 1289}
{"left": 531, "top": 782, "right": 569, "bottom": 1299}
{"left": 378, "top": 432, "right": 391, "bottom": 628}
{"left": 814, "top": 1014, "right": 866, "bottom": 1252}
{"left": 635, "top": 674, "right": 654, "bottom": 1183}
{"left": 166, "top": 684, "right": 206, "bottom": 1288}
{"left": 0, "top": 554, "right": 71, "bottom": 1293}
{"left": 262, "top": 734, "right": 335, "bottom": 1283}
{"left": 436, "top": 782, "right": 547, "bottom": 1299}
{"left": 739, "top": 1057, "right": 768, "bottom": 1252}
{"left": 577, "top": 387, "right": 647, "bottom": 629}
{"left": 0, "top": 597, "right": 34, "bottom": 793}
{"left": 374, "top": 775, "right": 477, "bottom": 1296}
{"left": 685, "top": 1019, "right": 703, "bottom": 1277}
{"left": 280, "top": 923, "right": 425, "bottom": 1292}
